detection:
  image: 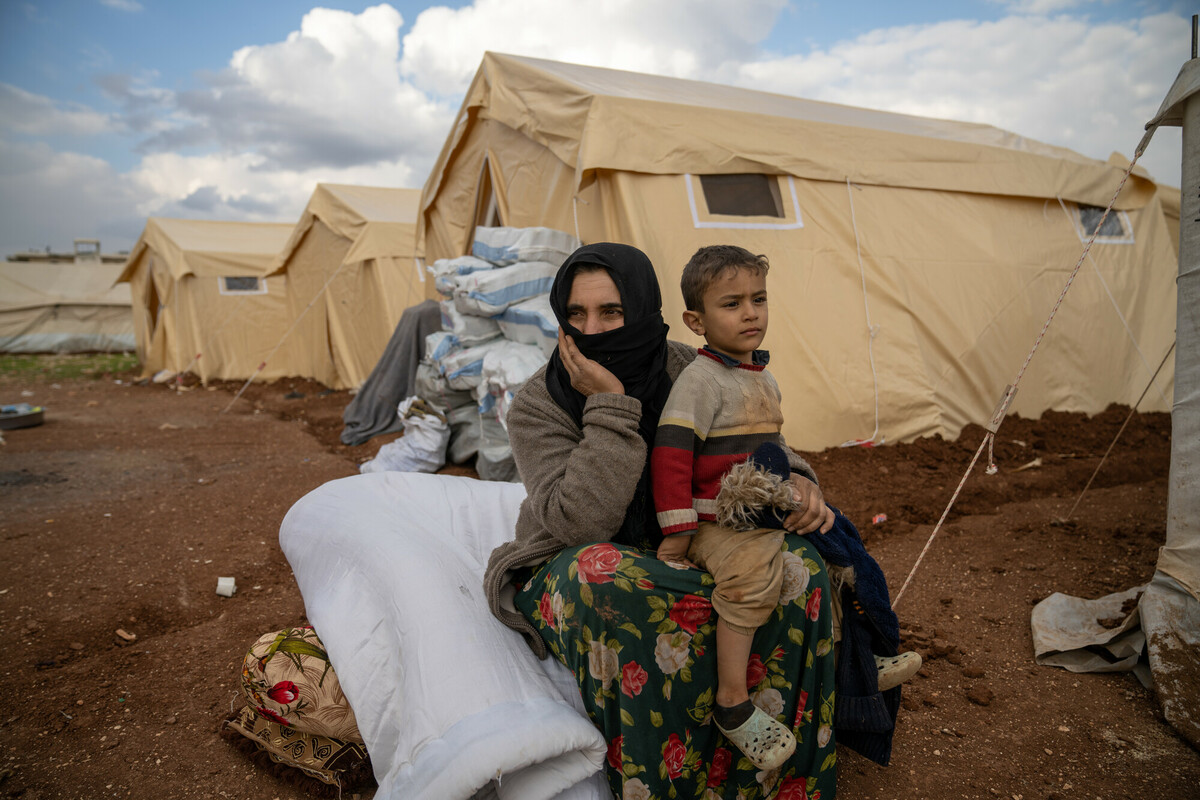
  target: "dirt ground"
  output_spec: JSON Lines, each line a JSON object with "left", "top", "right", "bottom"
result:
{"left": 1, "top": 361, "right": 1198, "bottom": 800}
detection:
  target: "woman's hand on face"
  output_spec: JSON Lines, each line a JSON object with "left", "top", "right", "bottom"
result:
{"left": 558, "top": 328, "right": 625, "bottom": 396}
{"left": 783, "top": 475, "right": 835, "bottom": 534}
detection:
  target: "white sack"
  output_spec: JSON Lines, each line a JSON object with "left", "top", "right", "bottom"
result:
{"left": 481, "top": 340, "right": 549, "bottom": 398}
{"left": 448, "top": 404, "right": 481, "bottom": 464}
{"left": 359, "top": 397, "right": 449, "bottom": 475}
{"left": 440, "top": 300, "right": 501, "bottom": 347}
{"left": 477, "top": 412, "right": 518, "bottom": 482}
{"left": 429, "top": 255, "right": 495, "bottom": 297}
{"left": 279, "top": 472, "right": 607, "bottom": 799}
{"left": 416, "top": 363, "right": 476, "bottom": 417}
{"left": 494, "top": 294, "right": 557, "bottom": 357}
{"left": 442, "top": 339, "right": 510, "bottom": 391}
{"left": 424, "top": 331, "right": 460, "bottom": 364}
{"left": 453, "top": 261, "right": 558, "bottom": 317}
{"left": 472, "top": 226, "right": 580, "bottom": 267}
{"left": 480, "top": 340, "right": 549, "bottom": 427}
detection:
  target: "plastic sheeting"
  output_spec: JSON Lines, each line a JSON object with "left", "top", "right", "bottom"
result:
{"left": 0, "top": 261, "right": 134, "bottom": 354}
{"left": 1031, "top": 586, "right": 1150, "bottom": 683}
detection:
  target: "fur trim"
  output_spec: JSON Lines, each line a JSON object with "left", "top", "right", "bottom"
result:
{"left": 715, "top": 460, "right": 798, "bottom": 531}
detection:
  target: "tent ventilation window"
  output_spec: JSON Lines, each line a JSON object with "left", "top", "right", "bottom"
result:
{"left": 700, "top": 174, "right": 784, "bottom": 217}
{"left": 1073, "top": 203, "right": 1133, "bottom": 244}
{"left": 219, "top": 276, "right": 268, "bottom": 295}
{"left": 685, "top": 174, "right": 804, "bottom": 230}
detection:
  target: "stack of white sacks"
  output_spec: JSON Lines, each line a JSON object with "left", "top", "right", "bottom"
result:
{"left": 417, "top": 226, "right": 579, "bottom": 481}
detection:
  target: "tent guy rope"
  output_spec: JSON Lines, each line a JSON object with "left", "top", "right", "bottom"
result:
{"left": 891, "top": 147, "right": 1147, "bottom": 609}
{"left": 1061, "top": 340, "right": 1176, "bottom": 523}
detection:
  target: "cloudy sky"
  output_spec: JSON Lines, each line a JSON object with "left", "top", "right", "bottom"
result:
{"left": 0, "top": 0, "right": 1191, "bottom": 257}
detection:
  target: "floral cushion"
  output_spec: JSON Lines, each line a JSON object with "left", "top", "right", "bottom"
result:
{"left": 240, "top": 625, "right": 362, "bottom": 741}
{"left": 224, "top": 626, "right": 371, "bottom": 790}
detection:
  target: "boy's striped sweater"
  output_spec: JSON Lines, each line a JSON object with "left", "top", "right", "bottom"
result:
{"left": 651, "top": 347, "right": 786, "bottom": 536}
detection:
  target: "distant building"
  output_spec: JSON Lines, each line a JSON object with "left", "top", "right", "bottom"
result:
{"left": 6, "top": 239, "right": 128, "bottom": 264}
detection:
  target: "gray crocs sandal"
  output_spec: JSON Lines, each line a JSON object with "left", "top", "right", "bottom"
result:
{"left": 875, "top": 651, "right": 922, "bottom": 691}
{"left": 715, "top": 706, "right": 797, "bottom": 771}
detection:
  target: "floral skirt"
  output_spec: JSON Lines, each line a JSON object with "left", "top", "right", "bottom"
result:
{"left": 514, "top": 536, "right": 837, "bottom": 800}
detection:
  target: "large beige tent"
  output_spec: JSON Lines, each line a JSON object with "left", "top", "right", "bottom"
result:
{"left": 268, "top": 183, "right": 430, "bottom": 389}
{"left": 417, "top": 52, "right": 1179, "bottom": 451}
{"left": 118, "top": 218, "right": 296, "bottom": 382}
{"left": 0, "top": 261, "right": 134, "bottom": 353}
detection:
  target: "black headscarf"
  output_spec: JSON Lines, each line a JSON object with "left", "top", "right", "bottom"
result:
{"left": 545, "top": 243, "right": 672, "bottom": 548}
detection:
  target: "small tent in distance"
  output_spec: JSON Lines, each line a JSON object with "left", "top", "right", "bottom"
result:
{"left": 118, "top": 218, "right": 295, "bottom": 382}
{"left": 417, "top": 52, "right": 1179, "bottom": 452}
{"left": 0, "top": 259, "right": 134, "bottom": 354}
{"left": 268, "top": 184, "right": 430, "bottom": 389}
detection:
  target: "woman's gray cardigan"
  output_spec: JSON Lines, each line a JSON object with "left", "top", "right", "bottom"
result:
{"left": 482, "top": 341, "right": 818, "bottom": 658}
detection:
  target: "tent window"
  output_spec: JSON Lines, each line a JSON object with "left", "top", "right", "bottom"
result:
{"left": 219, "top": 276, "right": 268, "bottom": 295}
{"left": 1074, "top": 203, "right": 1133, "bottom": 244}
{"left": 685, "top": 174, "right": 804, "bottom": 230}
{"left": 699, "top": 174, "right": 784, "bottom": 217}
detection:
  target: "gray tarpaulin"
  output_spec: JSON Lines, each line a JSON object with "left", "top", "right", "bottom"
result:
{"left": 1031, "top": 586, "right": 1150, "bottom": 685}
{"left": 341, "top": 300, "right": 442, "bottom": 446}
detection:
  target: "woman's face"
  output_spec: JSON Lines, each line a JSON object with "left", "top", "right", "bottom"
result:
{"left": 565, "top": 269, "right": 625, "bottom": 334}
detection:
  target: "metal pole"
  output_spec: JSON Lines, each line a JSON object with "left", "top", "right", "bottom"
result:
{"left": 1137, "top": 15, "right": 1200, "bottom": 750}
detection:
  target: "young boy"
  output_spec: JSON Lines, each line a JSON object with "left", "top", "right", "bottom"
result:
{"left": 650, "top": 244, "right": 802, "bottom": 770}
{"left": 651, "top": 245, "right": 918, "bottom": 771}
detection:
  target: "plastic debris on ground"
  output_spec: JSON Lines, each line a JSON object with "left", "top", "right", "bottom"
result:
{"left": 1, "top": 402, "right": 45, "bottom": 430}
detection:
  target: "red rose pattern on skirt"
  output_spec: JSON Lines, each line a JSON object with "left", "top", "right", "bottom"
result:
{"left": 515, "top": 535, "right": 837, "bottom": 800}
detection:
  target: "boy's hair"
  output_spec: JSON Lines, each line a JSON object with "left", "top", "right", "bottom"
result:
{"left": 681, "top": 245, "right": 770, "bottom": 311}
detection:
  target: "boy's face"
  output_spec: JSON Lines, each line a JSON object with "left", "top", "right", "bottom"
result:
{"left": 682, "top": 266, "right": 768, "bottom": 363}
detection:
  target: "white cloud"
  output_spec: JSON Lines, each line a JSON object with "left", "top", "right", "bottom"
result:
{"left": 400, "top": 0, "right": 786, "bottom": 95}
{"left": 989, "top": 0, "right": 1089, "bottom": 14}
{"left": 731, "top": 11, "right": 1186, "bottom": 187}
{"left": 3, "top": 5, "right": 444, "bottom": 255}
{"left": 127, "top": 150, "right": 417, "bottom": 221}
{"left": 100, "top": 0, "right": 144, "bottom": 11}
{"left": 136, "top": 4, "right": 453, "bottom": 173}
{"left": 0, "top": 83, "right": 114, "bottom": 136}
{"left": 0, "top": 139, "right": 150, "bottom": 255}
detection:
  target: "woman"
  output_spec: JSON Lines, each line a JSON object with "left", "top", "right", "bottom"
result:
{"left": 484, "top": 243, "right": 838, "bottom": 800}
